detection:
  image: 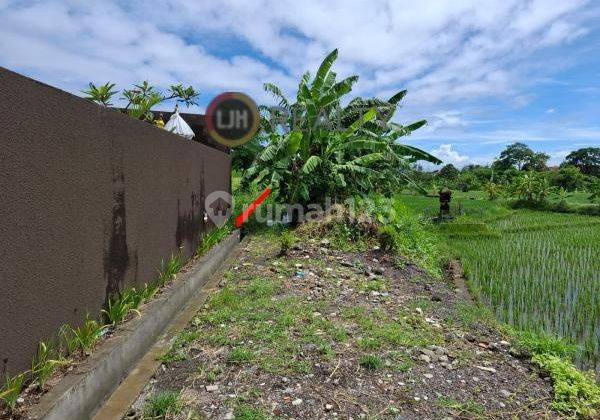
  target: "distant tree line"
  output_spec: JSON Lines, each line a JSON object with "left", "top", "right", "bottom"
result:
{"left": 409, "top": 143, "right": 600, "bottom": 211}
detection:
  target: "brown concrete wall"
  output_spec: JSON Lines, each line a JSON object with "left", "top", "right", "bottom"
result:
{"left": 0, "top": 68, "right": 231, "bottom": 375}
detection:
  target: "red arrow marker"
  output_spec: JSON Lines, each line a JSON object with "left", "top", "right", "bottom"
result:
{"left": 235, "top": 187, "right": 271, "bottom": 228}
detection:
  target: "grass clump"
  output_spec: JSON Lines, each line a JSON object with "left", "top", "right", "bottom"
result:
{"left": 192, "top": 273, "right": 346, "bottom": 376}
{"left": 452, "top": 302, "right": 496, "bottom": 329}
{"left": 143, "top": 391, "right": 182, "bottom": 419}
{"left": 508, "top": 328, "right": 578, "bottom": 360}
{"left": 31, "top": 341, "right": 69, "bottom": 388}
{"left": 437, "top": 397, "right": 485, "bottom": 417}
{"left": 227, "top": 347, "right": 255, "bottom": 364}
{"left": 69, "top": 316, "right": 105, "bottom": 353}
{"left": 532, "top": 354, "right": 600, "bottom": 418}
{"left": 197, "top": 225, "right": 232, "bottom": 256}
{"left": 359, "top": 354, "right": 383, "bottom": 370}
{"left": 157, "top": 252, "right": 184, "bottom": 286}
{"left": 351, "top": 310, "right": 443, "bottom": 350}
{"left": 0, "top": 373, "right": 25, "bottom": 410}
{"left": 142, "top": 282, "right": 160, "bottom": 303}
{"left": 160, "top": 330, "right": 200, "bottom": 364}
{"left": 102, "top": 288, "right": 142, "bottom": 325}
{"left": 233, "top": 404, "right": 268, "bottom": 420}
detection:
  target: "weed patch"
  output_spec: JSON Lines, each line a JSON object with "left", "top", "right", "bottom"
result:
{"left": 157, "top": 252, "right": 183, "bottom": 286}
{"left": 359, "top": 354, "right": 383, "bottom": 370}
{"left": 0, "top": 373, "right": 25, "bottom": 411}
{"left": 532, "top": 354, "right": 600, "bottom": 418}
{"left": 143, "top": 391, "right": 182, "bottom": 419}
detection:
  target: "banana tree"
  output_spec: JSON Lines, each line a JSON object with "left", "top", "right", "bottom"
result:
{"left": 510, "top": 172, "right": 551, "bottom": 202}
{"left": 245, "top": 49, "right": 440, "bottom": 205}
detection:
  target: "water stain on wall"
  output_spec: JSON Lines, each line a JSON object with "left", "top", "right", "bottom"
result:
{"left": 176, "top": 161, "right": 206, "bottom": 251}
{"left": 104, "top": 164, "right": 129, "bottom": 302}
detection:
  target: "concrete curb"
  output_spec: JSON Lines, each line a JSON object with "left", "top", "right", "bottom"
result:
{"left": 28, "top": 230, "right": 241, "bottom": 420}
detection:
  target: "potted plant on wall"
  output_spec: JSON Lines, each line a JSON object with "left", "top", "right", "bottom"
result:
{"left": 83, "top": 81, "right": 199, "bottom": 123}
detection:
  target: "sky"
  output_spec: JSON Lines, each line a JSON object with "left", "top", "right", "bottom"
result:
{"left": 1, "top": 0, "right": 599, "bottom": 168}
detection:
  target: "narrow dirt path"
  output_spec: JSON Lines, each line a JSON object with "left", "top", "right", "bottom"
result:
{"left": 126, "top": 232, "right": 556, "bottom": 419}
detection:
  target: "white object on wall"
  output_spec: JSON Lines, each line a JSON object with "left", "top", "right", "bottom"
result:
{"left": 164, "top": 107, "right": 194, "bottom": 140}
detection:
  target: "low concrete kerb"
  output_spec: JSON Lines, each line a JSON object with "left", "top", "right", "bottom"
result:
{"left": 27, "top": 230, "right": 241, "bottom": 420}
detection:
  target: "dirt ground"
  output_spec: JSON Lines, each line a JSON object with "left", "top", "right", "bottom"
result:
{"left": 127, "top": 231, "right": 556, "bottom": 419}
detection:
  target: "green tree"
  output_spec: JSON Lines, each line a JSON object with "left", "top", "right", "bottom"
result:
{"left": 232, "top": 137, "right": 264, "bottom": 171}
{"left": 122, "top": 81, "right": 199, "bottom": 121}
{"left": 456, "top": 172, "right": 480, "bottom": 192}
{"left": 495, "top": 142, "right": 535, "bottom": 170}
{"left": 462, "top": 165, "right": 493, "bottom": 184}
{"left": 437, "top": 164, "right": 459, "bottom": 180}
{"left": 509, "top": 172, "right": 551, "bottom": 202}
{"left": 551, "top": 165, "right": 585, "bottom": 191}
{"left": 588, "top": 179, "right": 600, "bottom": 203}
{"left": 484, "top": 181, "right": 502, "bottom": 200}
{"left": 244, "top": 49, "right": 440, "bottom": 206}
{"left": 522, "top": 152, "right": 550, "bottom": 171}
{"left": 84, "top": 80, "right": 199, "bottom": 121}
{"left": 562, "top": 147, "right": 600, "bottom": 177}
{"left": 82, "top": 82, "right": 118, "bottom": 106}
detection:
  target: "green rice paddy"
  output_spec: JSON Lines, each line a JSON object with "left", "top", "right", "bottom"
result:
{"left": 397, "top": 194, "right": 600, "bottom": 371}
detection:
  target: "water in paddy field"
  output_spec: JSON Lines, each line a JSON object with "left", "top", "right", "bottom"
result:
{"left": 453, "top": 210, "right": 600, "bottom": 375}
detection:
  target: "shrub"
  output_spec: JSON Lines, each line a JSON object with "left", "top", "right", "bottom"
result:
{"left": 279, "top": 229, "right": 294, "bottom": 256}
{"left": 377, "top": 225, "right": 397, "bottom": 251}
{"left": 532, "top": 354, "right": 600, "bottom": 418}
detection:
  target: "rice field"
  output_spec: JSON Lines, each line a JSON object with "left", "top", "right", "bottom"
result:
{"left": 397, "top": 194, "right": 600, "bottom": 371}
{"left": 455, "top": 211, "right": 600, "bottom": 371}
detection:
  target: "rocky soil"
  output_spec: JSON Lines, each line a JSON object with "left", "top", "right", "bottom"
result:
{"left": 128, "top": 232, "right": 556, "bottom": 419}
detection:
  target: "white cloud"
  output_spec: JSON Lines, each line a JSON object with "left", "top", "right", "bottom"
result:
{"left": 0, "top": 0, "right": 593, "bottom": 104}
{"left": 0, "top": 1, "right": 296, "bottom": 104}
{"left": 422, "top": 111, "right": 468, "bottom": 133}
{"left": 548, "top": 150, "right": 571, "bottom": 166}
{"left": 545, "top": 108, "right": 556, "bottom": 113}
{"left": 430, "top": 144, "right": 473, "bottom": 168}
{"left": 0, "top": 0, "right": 598, "bottom": 149}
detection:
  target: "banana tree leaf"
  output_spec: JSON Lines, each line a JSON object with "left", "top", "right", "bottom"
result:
{"left": 264, "top": 83, "right": 289, "bottom": 107}
{"left": 301, "top": 155, "right": 323, "bottom": 174}
{"left": 342, "top": 107, "right": 376, "bottom": 139}
{"left": 388, "top": 90, "right": 407, "bottom": 105}
{"left": 311, "top": 49, "right": 338, "bottom": 96}
{"left": 392, "top": 144, "right": 441, "bottom": 164}
{"left": 287, "top": 130, "right": 302, "bottom": 155}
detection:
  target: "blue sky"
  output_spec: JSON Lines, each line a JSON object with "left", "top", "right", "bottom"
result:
{"left": 1, "top": 0, "right": 599, "bottom": 167}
